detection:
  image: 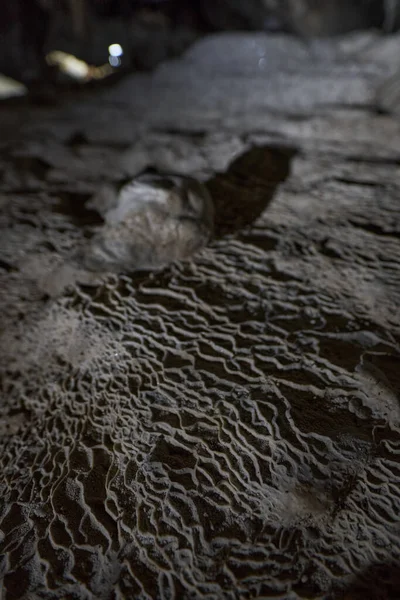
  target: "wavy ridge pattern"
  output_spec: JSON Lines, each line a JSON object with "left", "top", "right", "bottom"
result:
{"left": 1, "top": 31, "right": 400, "bottom": 600}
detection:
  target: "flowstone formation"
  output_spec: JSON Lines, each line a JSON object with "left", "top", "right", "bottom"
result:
{"left": 1, "top": 31, "right": 400, "bottom": 600}
{"left": 84, "top": 173, "right": 214, "bottom": 273}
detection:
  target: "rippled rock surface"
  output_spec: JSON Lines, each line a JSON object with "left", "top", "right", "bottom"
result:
{"left": 1, "top": 31, "right": 400, "bottom": 600}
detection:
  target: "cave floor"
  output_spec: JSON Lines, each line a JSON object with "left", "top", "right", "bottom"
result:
{"left": 1, "top": 31, "right": 400, "bottom": 600}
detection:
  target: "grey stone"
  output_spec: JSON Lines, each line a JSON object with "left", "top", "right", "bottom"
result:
{"left": 1, "top": 30, "right": 400, "bottom": 600}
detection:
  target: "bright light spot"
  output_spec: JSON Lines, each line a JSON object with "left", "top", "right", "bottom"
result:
{"left": 46, "top": 50, "right": 114, "bottom": 82}
{"left": 0, "top": 74, "right": 27, "bottom": 99}
{"left": 109, "top": 56, "right": 121, "bottom": 67}
{"left": 47, "top": 51, "right": 89, "bottom": 80}
{"left": 108, "top": 43, "right": 123, "bottom": 57}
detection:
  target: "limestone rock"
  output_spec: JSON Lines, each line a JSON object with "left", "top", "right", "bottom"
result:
{"left": 84, "top": 173, "right": 214, "bottom": 272}
{"left": 1, "top": 30, "right": 400, "bottom": 600}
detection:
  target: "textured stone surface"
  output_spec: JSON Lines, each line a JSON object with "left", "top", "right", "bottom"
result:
{"left": 83, "top": 173, "right": 214, "bottom": 272}
{"left": 1, "top": 31, "right": 400, "bottom": 600}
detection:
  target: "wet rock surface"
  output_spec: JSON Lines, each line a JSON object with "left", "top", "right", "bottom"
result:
{"left": 1, "top": 31, "right": 400, "bottom": 600}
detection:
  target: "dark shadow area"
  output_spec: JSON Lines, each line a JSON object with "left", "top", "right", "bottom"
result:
{"left": 361, "top": 351, "right": 400, "bottom": 400}
{"left": 331, "top": 562, "right": 400, "bottom": 599}
{"left": 205, "top": 144, "right": 297, "bottom": 237}
{"left": 47, "top": 145, "right": 297, "bottom": 243}
{"left": 56, "top": 191, "right": 105, "bottom": 228}
{"left": 38, "top": 144, "right": 297, "bottom": 277}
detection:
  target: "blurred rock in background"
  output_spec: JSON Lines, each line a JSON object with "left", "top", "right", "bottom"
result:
{"left": 0, "top": 0, "right": 400, "bottom": 86}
